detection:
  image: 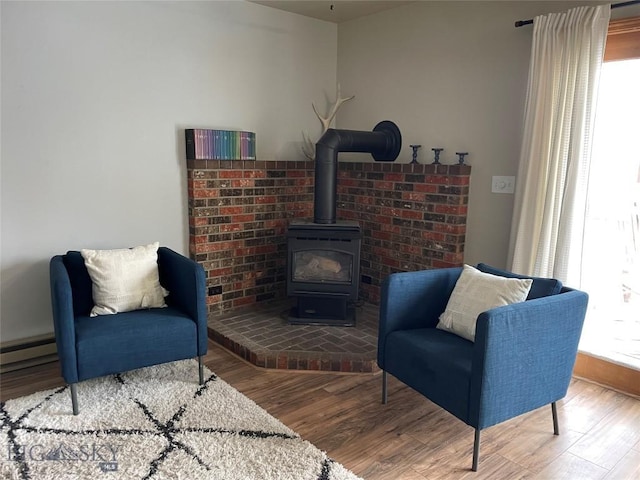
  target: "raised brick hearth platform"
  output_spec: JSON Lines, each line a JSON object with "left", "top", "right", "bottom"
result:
{"left": 207, "top": 300, "right": 379, "bottom": 373}
{"left": 189, "top": 158, "right": 470, "bottom": 372}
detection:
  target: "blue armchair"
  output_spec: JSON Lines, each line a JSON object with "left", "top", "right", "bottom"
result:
{"left": 377, "top": 265, "right": 588, "bottom": 471}
{"left": 50, "top": 247, "right": 207, "bottom": 415}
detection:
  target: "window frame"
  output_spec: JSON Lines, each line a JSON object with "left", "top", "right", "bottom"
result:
{"left": 604, "top": 16, "right": 640, "bottom": 62}
{"left": 573, "top": 15, "right": 640, "bottom": 395}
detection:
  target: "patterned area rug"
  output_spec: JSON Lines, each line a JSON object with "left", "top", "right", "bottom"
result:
{"left": 0, "top": 360, "right": 362, "bottom": 479}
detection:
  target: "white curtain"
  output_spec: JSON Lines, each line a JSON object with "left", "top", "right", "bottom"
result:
{"left": 508, "top": 5, "right": 611, "bottom": 284}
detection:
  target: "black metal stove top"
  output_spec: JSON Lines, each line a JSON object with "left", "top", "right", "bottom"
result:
{"left": 287, "top": 220, "right": 361, "bottom": 232}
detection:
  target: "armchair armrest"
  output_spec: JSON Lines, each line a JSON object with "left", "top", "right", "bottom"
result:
{"left": 157, "top": 247, "right": 207, "bottom": 355}
{"left": 378, "top": 267, "right": 462, "bottom": 366}
{"left": 469, "top": 288, "right": 589, "bottom": 429}
{"left": 50, "top": 255, "right": 79, "bottom": 384}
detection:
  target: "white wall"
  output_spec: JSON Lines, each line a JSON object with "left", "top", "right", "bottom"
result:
{"left": 0, "top": 1, "right": 337, "bottom": 342}
{"left": 336, "top": 1, "right": 605, "bottom": 268}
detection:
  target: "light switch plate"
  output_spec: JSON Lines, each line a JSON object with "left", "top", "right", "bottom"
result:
{"left": 492, "top": 176, "right": 515, "bottom": 194}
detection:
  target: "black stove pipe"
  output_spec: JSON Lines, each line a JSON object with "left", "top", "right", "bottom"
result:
{"left": 313, "top": 120, "right": 402, "bottom": 224}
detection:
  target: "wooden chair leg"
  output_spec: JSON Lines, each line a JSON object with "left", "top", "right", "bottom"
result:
{"left": 472, "top": 429, "right": 480, "bottom": 471}
{"left": 552, "top": 401, "right": 559, "bottom": 435}
{"left": 70, "top": 383, "right": 79, "bottom": 415}
{"left": 198, "top": 355, "right": 204, "bottom": 385}
{"left": 382, "top": 370, "right": 388, "bottom": 405}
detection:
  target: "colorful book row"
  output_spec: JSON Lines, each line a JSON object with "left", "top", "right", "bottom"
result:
{"left": 185, "top": 129, "right": 256, "bottom": 160}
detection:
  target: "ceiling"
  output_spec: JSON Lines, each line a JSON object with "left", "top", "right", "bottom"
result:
{"left": 248, "top": 1, "right": 415, "bottom": 24}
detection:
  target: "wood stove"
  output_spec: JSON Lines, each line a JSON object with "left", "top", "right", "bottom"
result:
{"left": 287, "top": 221, "right": 362, "bottom": 326}
{"left": 286, "top": 121, "right": 402, "bottom": 326}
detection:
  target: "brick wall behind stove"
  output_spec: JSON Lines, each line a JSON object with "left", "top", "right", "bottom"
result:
{"left": 186, "top": 160, "right": 470, "bottom": 314}
{"left": 336, "top": 163, "right": 470, "bottom": 304}
{"left": 187, "top": 159, "right": 314, "bottom": 313}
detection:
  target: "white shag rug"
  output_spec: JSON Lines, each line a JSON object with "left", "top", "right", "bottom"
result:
{"left": 0, "top": 360, "right": 362, "bottom": 480}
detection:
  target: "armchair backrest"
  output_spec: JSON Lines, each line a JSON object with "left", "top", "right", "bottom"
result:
{"left": 378, "top": 267, "right": 463, "bottom": 367}
{"left": 62, "top": 251, "right": 94, "bottom": 317}
{"left": 476, "top": 263, "right": 563, "bottom": 299}
{"left": 60, "top": 248, "right": 183, "bottom": 317}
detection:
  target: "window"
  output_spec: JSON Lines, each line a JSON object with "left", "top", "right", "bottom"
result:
{"left": 574, "top": 17, "right": 640, "bottom": 393}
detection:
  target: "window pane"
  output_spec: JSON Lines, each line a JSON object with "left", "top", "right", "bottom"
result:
{"left": 579, "top": 58, "right": 640, "bottom": 368}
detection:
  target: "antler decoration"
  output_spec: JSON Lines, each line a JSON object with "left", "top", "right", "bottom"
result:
{"left": 302, "top": 84, "right": 355, "bottom": 160}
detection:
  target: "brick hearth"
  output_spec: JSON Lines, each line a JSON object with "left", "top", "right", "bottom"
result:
{"left": 187, "top": 157, "right": 470, "bottom": 371}
{"left": 207, "top": 299, "right": 379, "bottom": 373}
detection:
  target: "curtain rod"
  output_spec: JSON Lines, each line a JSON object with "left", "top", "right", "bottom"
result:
{"left": 515, "top": 0, "right": 640, "bottom": 27}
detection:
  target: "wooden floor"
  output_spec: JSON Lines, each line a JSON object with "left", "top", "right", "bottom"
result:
{"left": 2, "top": 341, "right": 640, "bottom": 480}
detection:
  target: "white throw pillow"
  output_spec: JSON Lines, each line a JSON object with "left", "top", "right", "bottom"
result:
{"left": 81, "top": 242, "right": 168, "bottom": 317}
{"left": 436, "top": 264, "right": 532, "bottom": 342}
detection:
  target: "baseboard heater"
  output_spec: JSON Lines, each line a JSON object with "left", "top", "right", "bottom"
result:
{"left": 0, "top": 334, "right": 58, "bottom": 373}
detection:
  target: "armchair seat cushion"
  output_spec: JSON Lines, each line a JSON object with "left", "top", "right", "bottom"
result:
{"left": 75, "top": 307, "right": 197, "bottom": 381}
{"left": 385, "top": 328, "right": 473, "bottom": 422}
